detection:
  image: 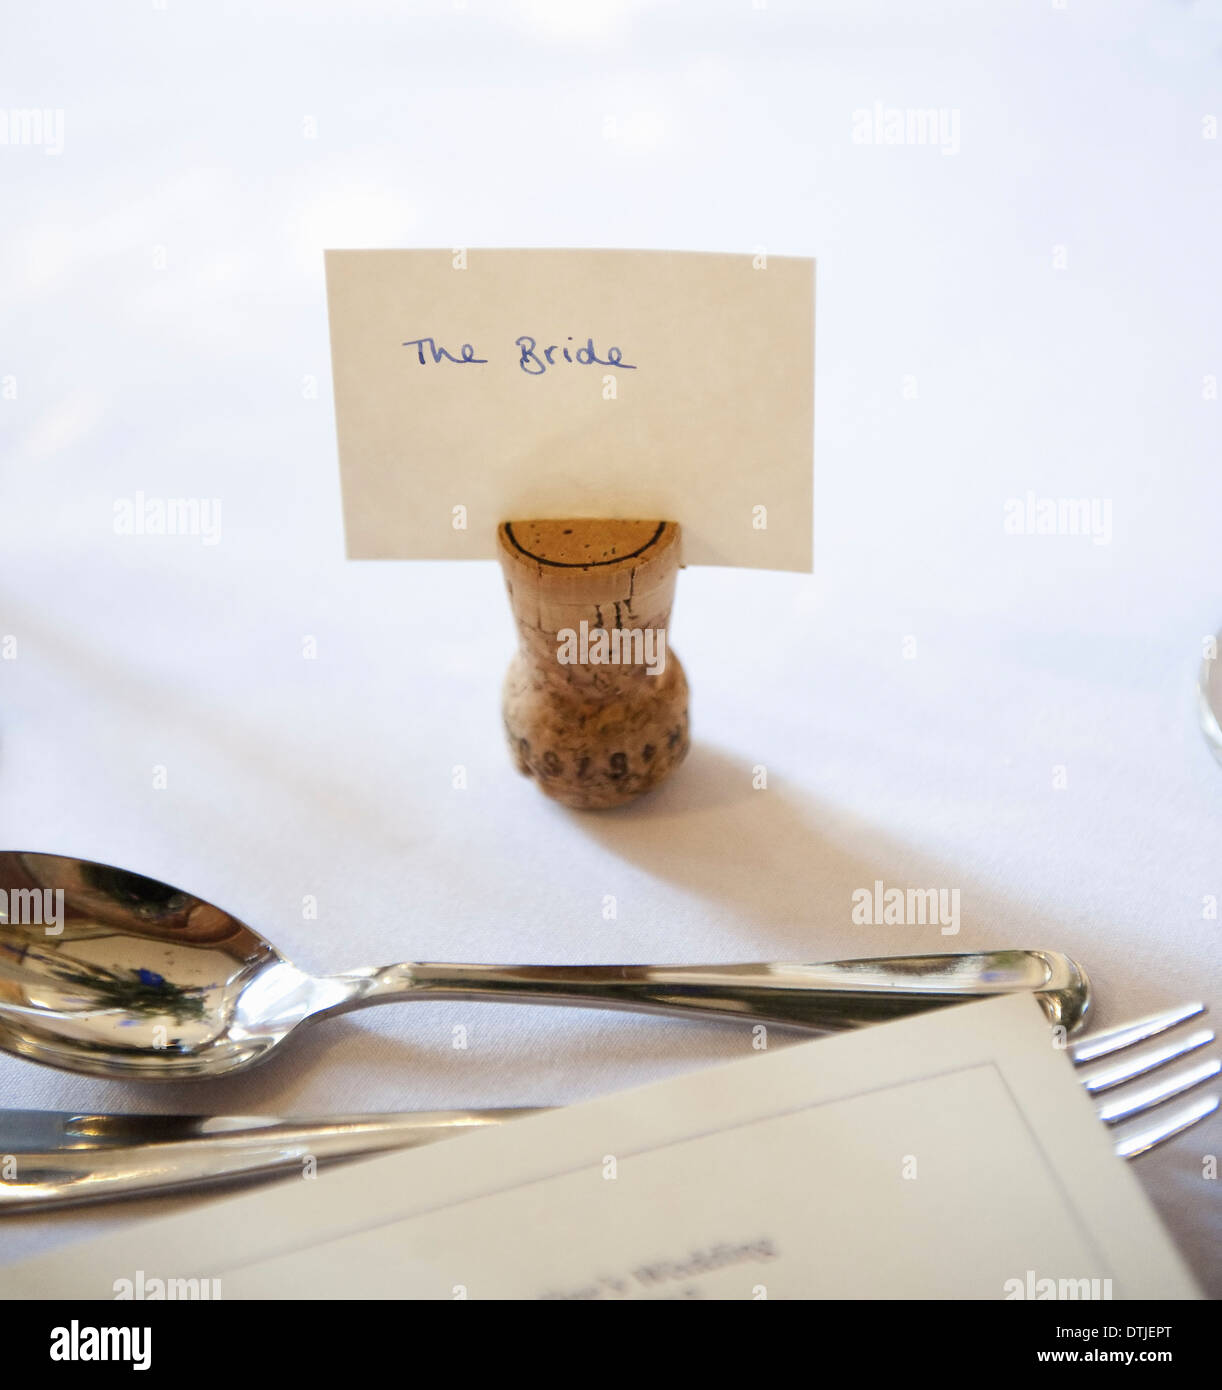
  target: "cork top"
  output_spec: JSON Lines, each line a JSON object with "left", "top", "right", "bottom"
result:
{"left": 498, "top": 519, "right": 681, "bottom": 607}
{"left": 501, "top": 519, "right": 672, "bottom": 566}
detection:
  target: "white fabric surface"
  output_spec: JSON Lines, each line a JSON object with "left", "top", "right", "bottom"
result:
{"left": 0, "top": 1, "right": 1218, "bottom": 1294}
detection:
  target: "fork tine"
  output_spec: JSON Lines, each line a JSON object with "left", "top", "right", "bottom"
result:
{"left": 1113, "top": 1092, "right": 1220, "bottom": 1160}
{"left": 1095, "top": 1055, "right": 1222, "bottom": 1123}
{"left": 1069, "top": 1002, "right": 1205, "bottom": 1064}
{"left": 1078, "top": 1027, "right": 1214, "bottom": 1094}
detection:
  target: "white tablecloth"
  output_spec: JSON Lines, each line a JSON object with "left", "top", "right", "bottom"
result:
{"left": 1, "top": 0, "right": 1218, "bottom": 1295}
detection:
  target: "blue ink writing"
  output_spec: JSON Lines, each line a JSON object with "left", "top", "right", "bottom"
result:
{"left": 402, "top": 335, "right": 636, "bottom": 374}
{"left": 403, "top": 337, "right": 487, "bottom": 365}
{"left": 516, "top": 336, "right": 637, "bottom": 376}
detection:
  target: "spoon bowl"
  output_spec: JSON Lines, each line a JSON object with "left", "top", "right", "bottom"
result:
{"left": 0, "top": 852, "right": 343, "bottom": 1078}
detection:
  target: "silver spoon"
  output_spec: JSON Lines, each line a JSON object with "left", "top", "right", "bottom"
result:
{"left": 0, "top": 852, "right": 1091, "bottom": 1081}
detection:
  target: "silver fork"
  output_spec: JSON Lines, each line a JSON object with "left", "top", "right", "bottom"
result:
{"left": 0, "top": 1002, "right": 1216, "bottom": 1211}
{"left": 1071, "top": 1001, "right": 1219, "bottom": 1158}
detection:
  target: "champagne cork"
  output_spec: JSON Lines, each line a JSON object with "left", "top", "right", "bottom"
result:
{"left": 497, "top": 519, "right": 689, "bottom": 809}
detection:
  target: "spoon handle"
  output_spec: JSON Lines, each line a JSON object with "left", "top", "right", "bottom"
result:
{"left": 328, "top": 950, "right": 1089, "bottom": 1033}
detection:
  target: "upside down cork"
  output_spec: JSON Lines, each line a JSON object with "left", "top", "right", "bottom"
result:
{"left": 497, "top": 519, "right": 689, "bottom": 809}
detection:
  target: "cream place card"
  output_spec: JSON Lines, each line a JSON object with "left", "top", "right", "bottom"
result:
{"left": 0, "top": 996, "right": 1197, "bottom": 1300}
{"left": 325, "top": 249, "right": 814, "bottom": 570}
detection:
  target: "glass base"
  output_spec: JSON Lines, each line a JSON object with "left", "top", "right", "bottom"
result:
{"left": 1199, "top": 638, "right": 1222, "bottom": 765}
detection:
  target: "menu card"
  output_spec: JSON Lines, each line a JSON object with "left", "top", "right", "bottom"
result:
{"left": 0, "top": 995, "right": 1197, "bottom": 1299}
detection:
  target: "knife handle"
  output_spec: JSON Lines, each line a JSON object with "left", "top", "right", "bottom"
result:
{"left": 0, "top": 1110, "right": 534, "bottom": 1211}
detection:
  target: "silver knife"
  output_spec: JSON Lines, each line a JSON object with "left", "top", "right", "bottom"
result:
{"left": 0, "top": 1108, "right": 542, "bottom": 1211}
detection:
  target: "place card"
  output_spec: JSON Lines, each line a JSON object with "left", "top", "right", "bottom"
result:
{"left": 325, "top": 249, "right": 814, "bottom": 570}
{"left": 1, "top": 995, "right": 1197, "bottom": 1299}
